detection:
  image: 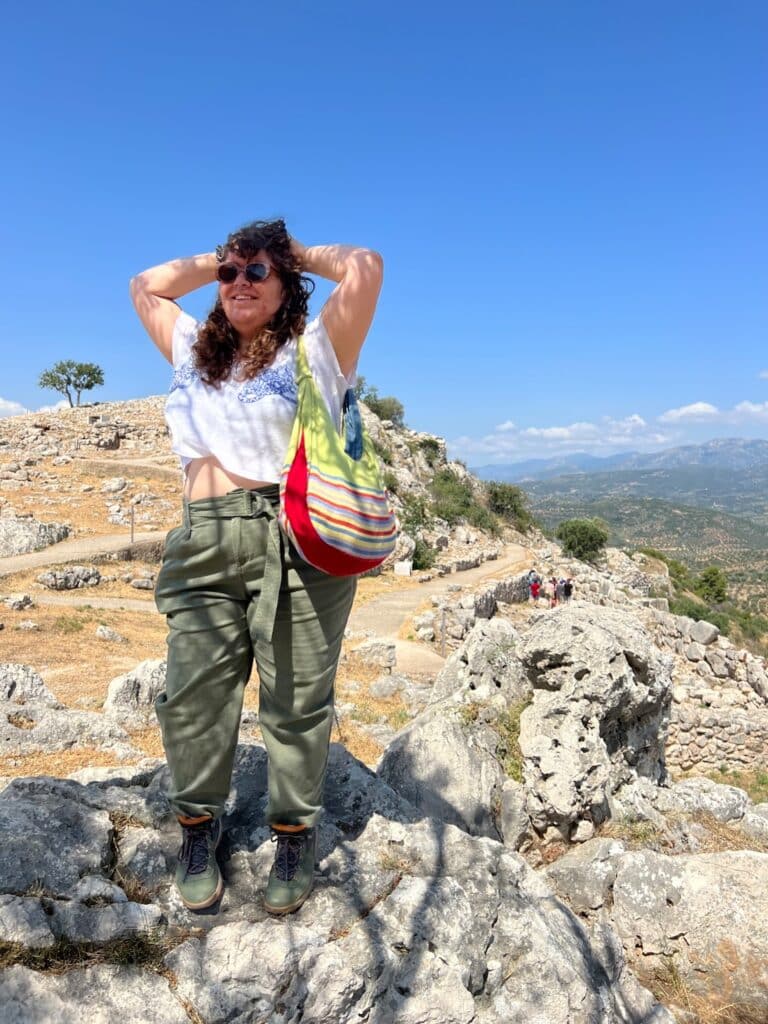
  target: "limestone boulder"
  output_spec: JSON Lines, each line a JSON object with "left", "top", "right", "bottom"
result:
{"left": 0, "top": 663, "right": 60, "bottom": 707}
{"left": 612, "top": 849, "right": 768, "bottom": 1012}
{"left": 518, "top": 605, "right": 673, "bottom": 839}
{"left": 103, "top": 659, "right": 167, "bottom": 722}
{"left": 431, "top": 618, "right": 528, "bottom": 705}
{"left": 0, "top": 515, "right": 69, "bottom": 557}
{"left": 377, "top": 712, "right": 504, "bottom": 839}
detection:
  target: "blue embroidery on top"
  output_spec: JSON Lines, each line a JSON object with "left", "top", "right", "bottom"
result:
{"left": 238, "top": 366, "right": 298, "bottom": 405}
{"left": 169, "top": 360, "right": 199, "bottom": 392}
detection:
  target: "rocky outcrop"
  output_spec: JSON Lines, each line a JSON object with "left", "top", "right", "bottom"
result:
{"left": 377, "top": 712, "right": 505, "bottom": 840}
{"left": 0, "top": 514, "right": 70, "bottom": 557}
{"left": 612, "top": 850, "right": 768, "bottom": 1012}
{"left": 0, "top": 743, "right": 674, "bottom": 1024}
{"left": 519, "top": 604, "right": 673, "bottom": 842}
{"left": 36, "top": 565, "right": 101, "bottom": 590}
{"left": 430, "top": 618, "right": 527, "bottom": 705}
{"left": 103, "top": 659, "right": 166, "bottom": 724}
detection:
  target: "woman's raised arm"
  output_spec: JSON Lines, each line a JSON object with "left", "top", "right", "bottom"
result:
{"left": 292, "top": 240, "right": 383, "bottom": 377}
{"left": 130, "top": 254, "right": 217, "bottom": 364}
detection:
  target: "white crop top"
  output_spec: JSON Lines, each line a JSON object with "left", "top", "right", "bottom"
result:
{"left": 165, "top": 311, "right": 354, "bottom": 482}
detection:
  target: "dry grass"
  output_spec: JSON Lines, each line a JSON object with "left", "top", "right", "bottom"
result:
{"left": 0, "top": 605, "right": 167, "bottom": 708}
{"left": 0, "top": 928, "right": 197, "bottom": 980}
{"left": 331, "top": 720, "right": 383, "bottom": 767}
{"left": 690, "top": 811, "right": 768, "bottom": 854}
{"left": 0, "top": 746, "right": 149, "bottom": 780}
{"left": 643, "top": 957, "right": 768, "bottom": 1024}
{"left": 600, "top": 818, "right": 666, "bottom": 848}
{"left": 4, "top": 459, "right": 181, "bottom": 538}
{"left": 600, "top": 810, "right": 768, "bottom": 855}
{"left": 708, "top": 767, "right": 768, "bottom": 805}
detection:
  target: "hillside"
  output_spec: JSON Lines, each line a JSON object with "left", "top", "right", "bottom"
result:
{"left": 2, "top": 397, "right": 768, "bottom": 1023}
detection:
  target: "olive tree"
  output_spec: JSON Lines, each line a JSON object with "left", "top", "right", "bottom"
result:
{"left": 555, "top": 517, "right": 609, "bottom": 563}
{"left": 38, "top": 361, "right": 105, "bottom": 407}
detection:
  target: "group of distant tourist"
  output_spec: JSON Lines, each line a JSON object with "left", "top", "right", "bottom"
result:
{"left": 526, "top": 569, "right": 574, "bottom": 608}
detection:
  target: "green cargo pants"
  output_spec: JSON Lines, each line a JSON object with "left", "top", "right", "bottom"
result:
{"left": 154, "top": 486, "right": 356, "bottom": 827}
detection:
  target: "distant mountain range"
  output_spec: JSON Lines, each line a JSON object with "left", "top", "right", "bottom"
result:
{"left": 473, "top": 438, "right": 768, "bottom": 573}
{"left": 472, "top": 439, "right": 768, "bottom": 482}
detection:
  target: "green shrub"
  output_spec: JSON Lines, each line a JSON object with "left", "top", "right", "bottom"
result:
{"left": 694, "top": 566, "right": 728, "bottom": 604}
{"left": 383, "top": 470, "right": 398, "bottom": 495}
{"left": 486, "top": 481, "right": 534, "bottom": 533}
{"left": 493, "top": 698, "right": 532, "bottom": 781}
{"left": 668, "top": 595, "right": 709, "bottom": 620}
{"left": 371, "top": 438, "right": 393, "bottom": 465}
{"left": 555, "top": 518, "right": 609, "bottom": 562}
{"left": 466, "top": 504, "right": 501, "bottom": 536}
{"left": 400, "top": 495, "right": 431, "bottom": 533}
{"left": 430, "top": 468, "right": 500, "bottom": 534}
{"left": 430, "top": 468, "right": 475, "bottom": 523}
{"left": 417, "top": 437, "right": 441, "bottom": 467}
{"left": 412, "top": 537, "right": 437, "bottom": 570}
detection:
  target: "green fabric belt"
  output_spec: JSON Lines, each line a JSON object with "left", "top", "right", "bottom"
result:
{"left": 181, "top": 485, "right": 283, "bottom": 643}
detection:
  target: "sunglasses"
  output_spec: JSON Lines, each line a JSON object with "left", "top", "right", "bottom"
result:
{"left": 216, "top": 261, "right": 274, "bottom": 285}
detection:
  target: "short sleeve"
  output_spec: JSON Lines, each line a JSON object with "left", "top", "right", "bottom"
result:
{"left": 171, "top": 312, "right": 200, "bottom": 368}
{"left": 302, "top": 314, "right": 356, "bottom": 403}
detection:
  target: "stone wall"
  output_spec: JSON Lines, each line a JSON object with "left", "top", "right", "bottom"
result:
{"left": 645, "top": 607, "right": 768, "bottom": 773}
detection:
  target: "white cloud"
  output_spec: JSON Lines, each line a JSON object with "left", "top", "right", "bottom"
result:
{"left": 449, "top": 413, "right": 667, "bottom": 463}
{"left": 0, "top": 398, "right": 29, "bottom": 418}
{"left": 35, "top": 399, "right": 70, "bottom": 414}
{"left": 657, "top": 399, "right": 768, "bottom": 426}
{"left": 658, "top": 402, "right": 719, "bottom": 423}
{"left": 732, "top": 400, "right": 768, "bottom": 420}
{"left": 759, "top": 370, "right": 768, "bottom": 380}
{"left": 449, "top": 393, "right": 768, "bottom": 465}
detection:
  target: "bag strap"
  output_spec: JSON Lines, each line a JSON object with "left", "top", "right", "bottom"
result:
{"left": 295, "top": 336, "right": 363, "bottom": 461}
{"left": 295, "top": 335, "right": 313, "bottom": 383}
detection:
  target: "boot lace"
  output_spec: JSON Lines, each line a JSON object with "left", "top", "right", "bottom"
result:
{"left": 179, "top": 821, "right": 214, "bottom": 876}
{"left": 271, "top": 831, "right": 307, "bottom": 881}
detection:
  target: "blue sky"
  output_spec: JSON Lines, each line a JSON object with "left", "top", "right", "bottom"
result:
{"left": 2, "top": 1, "right": 766, "bottom": 464}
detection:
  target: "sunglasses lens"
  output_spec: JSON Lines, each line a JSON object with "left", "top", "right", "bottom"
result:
{"left": 216, "top": 264, "right": 238, "bottom": 284}
{"left": 245, "top": 263, "right": 270, "bottom": 283}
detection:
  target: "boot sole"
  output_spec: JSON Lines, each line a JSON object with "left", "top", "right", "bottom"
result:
{"left": 264, "top": 876, "right": 314, "bottom": 916}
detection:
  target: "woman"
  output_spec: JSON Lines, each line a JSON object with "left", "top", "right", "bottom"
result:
{"left": 130, "top": 219, "right": 383, "bottom": 915}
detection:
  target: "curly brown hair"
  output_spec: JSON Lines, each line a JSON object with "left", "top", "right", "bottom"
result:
{"left": 194, "top": 219, "right": 315, "bottom": 386}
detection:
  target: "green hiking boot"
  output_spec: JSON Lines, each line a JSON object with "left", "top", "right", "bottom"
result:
{"left": 264, "top": 827, "right": 316, "bottom": 915}
{"left": 174, "top": 817, "right": 224, "bottom": 910}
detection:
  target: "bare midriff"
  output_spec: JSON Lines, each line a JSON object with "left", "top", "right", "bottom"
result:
{"left": 183, "top": 455, "right": 275, "bottom": 501}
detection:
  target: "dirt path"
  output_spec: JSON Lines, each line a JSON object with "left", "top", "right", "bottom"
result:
{"left": 3, "top": 534, "right": 532, "bottom": 680}
{"left": 0, "top": 532, "right": 166, "bottom": 578}
{"left": 348, "top": 543, "right": 531, "bottom": 677}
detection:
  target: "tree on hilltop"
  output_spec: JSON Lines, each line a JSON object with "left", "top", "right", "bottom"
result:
{"left": 353, "top": 374, "right": 405, "bottom": 427}
{"left": 38, "top": 361, "right": 104, "bottom": 407}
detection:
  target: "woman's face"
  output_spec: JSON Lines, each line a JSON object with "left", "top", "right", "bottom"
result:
{"left": 218, "top": 248, "right": 285, "bottom": 341}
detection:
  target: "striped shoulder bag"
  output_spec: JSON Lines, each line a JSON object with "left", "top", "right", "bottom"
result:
{"left": 278, "top": 337, "right": 398, "bottom": 575}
